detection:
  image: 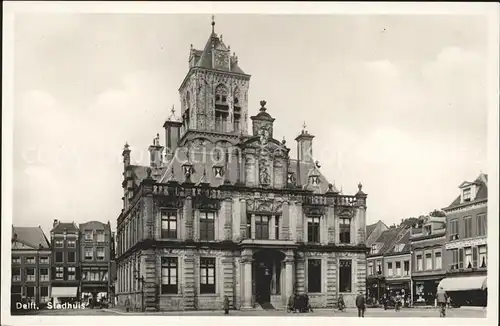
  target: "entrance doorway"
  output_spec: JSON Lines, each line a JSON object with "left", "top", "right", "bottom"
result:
{"left": 253, "top": 250, "right": 285, "bottom": 304}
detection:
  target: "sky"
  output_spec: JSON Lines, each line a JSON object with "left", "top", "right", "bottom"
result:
{"left": 12, "top": 13, "right": 490, "bottom": 235}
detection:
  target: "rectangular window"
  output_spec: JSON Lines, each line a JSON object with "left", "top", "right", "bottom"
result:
{"left": 425, "top": 253, "right": 432, "bottom": 270}
{"left": 68, "top": 251, "right": 76, "bottom": 263}
{"left": 434, "top": 252, "right": 442, "bottom": 270}
{"left": 55, "top": 240, "right": 64, "bottom": 248}
{"left": 96, "top": 230, "right": 105, "bottom": 242}
{"left": 67, "top": 240, "right": 76, "bottom": 248}
{"left": 84, "top": 231, "right": 93, "bottom": 240}
{"left": 55, "top": 251, "right": 63, "bottom": 263}
{"left": 403, "top": 261, "right": 410, "bottom": 276}
{"left": 12, "top": 268, "right": 21, "bottom": 281}
{"left": 368, "top": 262, "right": 373, "bottom": 276}
{"left": 275, "top": 216, "right": 280, "bottom": 240}
{"left": 40, "top": 268, "right": 49, "bottom": 281}
{"left": 307, "top": 216, "right": 320, "bottom": 243}
{"left": 39, "top": 256, "right": 49, "bottom": 264}
{"left": 84, "top": 248, "right": 93, "bottom": 260}
{"left": 161, "top": 211, "right": 177, "bottom": 239}
{"left": 26, "top": 287, "right": 35, "bottom": 299}
{"left": 67, "top": 267, "right": 76, "bottom": 280}
{"left": 55, "top": 267, "right": 64, "bottom": 279}
{"left": 307, "top": 259, "right": 321, "bottom": 293}
{"left": 26, "top": 268, "right": 35, "bottom": 281}
{"left": 200, "top": 258, "right": 216, "bottom": 294}
{"left": 450, "top": 248, "right": 459, "bottom": 270}
{"left": 478, "top": 245, "right": 487, "bottom": 268}
{"left": 339, "top": 218, "right": 351, "bottom": 244}
{"left": 376, "top": 260, "right": 382, "bottom": 275}
{"left": 97, "top": 247, "right": 105, "bottom": 261}
{"left": 387, "top": 262, "right": 393, "bottom": 276}
{"left": 463, "top": 188, "right": 471, "bottom": 201}
{"left": 395, "top": 261, "right": 401, "bottom": 276}
{"left": 449, "top": 219, "right": 459, "bottom": 240}
{"left": 339, "top": 260, "right": 352, "bottom": 293}
{"left": 477, "top": 214, "right": 487, "bottom": 236}
{"left": 161, "top": 257, "right": 178, "bottom": 294}
{"left": 25, "top": 257, "right": 35, "bottom": 264}
{"left": 40, "top": 287, "right": 49, "bottom": 302}
{"left": 199, "top": 211, "right": 215, "bottom": 241}
{"left": 464, "top": 247, "right": 473, "bottom": 268}
{"left": 246, "top": 214, "right": 252, "bottom": 239}
{"left": 371, "top": 244, "right": 378, "bottom": 255}
{"left": 416, "top": 255, "right": 423, "bottom": 271}
{"left": 464, "top": 216, "right": 472, "bottom": 238}
{"left": 12, "top": 256, "right": 20, "bottom": 264}
{"left": 255, "top": 215, "right": 269, "bottom": 240}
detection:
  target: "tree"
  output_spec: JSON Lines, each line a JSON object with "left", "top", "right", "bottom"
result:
{"left": 399, "top": 217, "right": 420, "bottom": 228}
{"left": 429, "top": 209, "right": 446, "bottom": 217}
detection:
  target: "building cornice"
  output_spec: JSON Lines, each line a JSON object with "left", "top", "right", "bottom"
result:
{"left": 443, "top": 199, "right": 487, "bottom": 214}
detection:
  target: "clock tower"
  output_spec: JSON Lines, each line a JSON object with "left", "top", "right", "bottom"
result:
{"left": 178, "top": 16, "right": 251, "bottom": 140}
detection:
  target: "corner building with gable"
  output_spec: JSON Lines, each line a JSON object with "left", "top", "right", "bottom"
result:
{"left": 115, "top": 19, "right": 368, "bottom": 311}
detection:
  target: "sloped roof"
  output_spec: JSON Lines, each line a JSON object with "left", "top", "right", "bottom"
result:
{"left": 12, "top": 226, "right": 50, "bottom": 249}
{"left": 51, "top": 221, "right": 79, "bottom": 233}
{"left": 191, "top": 31, "right": 247, "bottom": 74}
{"left": 366, "top": 220, "right": 387, "bottom": 238}
{"left": 385, "top": 228, "right": 411, "bottom": 256}
{"left": 370, "top": 227, "right": 404, "bottom": 256}
{"left": 445, "top": 173, "right": 488, "bottom": 208}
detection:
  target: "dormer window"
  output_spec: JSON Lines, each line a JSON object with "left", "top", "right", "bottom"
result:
{"left": 310, "top": 175, "right": 320, "bottom": 185}
{"left": 394, "top": 244, "right": 405, "bottom": 253}
{"left": 213, "top": 166, "right": 223, "bottom": 178}
{"left": 424, "top": 225, "right": 432, "bottom": 236}
{"left": 463, "top": 188, "right": 471, "bottom": 202}
{"left": 370, "top": 244, "right": 378, "bottom": 255}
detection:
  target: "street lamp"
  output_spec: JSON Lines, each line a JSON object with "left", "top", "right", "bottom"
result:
{"left": 134, "top": 270, "right": 145, "bottom": 312}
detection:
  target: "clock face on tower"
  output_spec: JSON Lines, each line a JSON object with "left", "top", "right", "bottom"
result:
{"left": 214, "top": 51, "right": 229, "bottom": 69}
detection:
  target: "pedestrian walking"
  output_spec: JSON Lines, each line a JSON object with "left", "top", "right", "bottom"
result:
{"left": 223, "top": 295, "right": 230, "bottom": 315}
{"left": 436, "top": 287, "right": 448, "bottom": 318}
{"left": 355, "top": 291, "right": 366, "bottom": 318}
{"left": 125, "top": 296, "right": 131, "bottom": 313}
{"left": 394, "top": 292, "right": 402, "bottom": 311}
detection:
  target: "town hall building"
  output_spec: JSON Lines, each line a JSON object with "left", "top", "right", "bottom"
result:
{"left": 115, "top": 18, "right": 369, "bottom": 311}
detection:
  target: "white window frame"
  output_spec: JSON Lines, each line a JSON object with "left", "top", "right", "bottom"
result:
{"left": 387, "top": 262, "right": 393, "bottom": 276}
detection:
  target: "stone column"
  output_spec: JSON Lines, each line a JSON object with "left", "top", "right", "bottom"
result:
{"left": 269, "top": 215, "right": 276, "bottom": 240}
{"left": 241, "top": 251, "right": 253, "bottom": 309}
{"left": 251, "top": 214, "right": 256, "bottom": 240}
{"left": 239, "top": 199, "right": 247, "bottom": 239}
{"left": 223, "top": 199, "right": 233, "bottom": 241}
{"left": 284, "top": 252, "right": 295, "bottom": 300}
{"left": 184, "top": 195, "right": 194, "bottom": 240}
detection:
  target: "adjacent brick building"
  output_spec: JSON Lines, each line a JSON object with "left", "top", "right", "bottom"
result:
{"left": 410, "top": 215, "right": 446, "bottom": 306}
{"left": 440, "top": 173, "right": 488, "bottom": 306}
{"left": 79, "top": 221, "right": 114, "bottom": 304}
{"left": 50, "top": 220, "right": 80, "bottom": 302}
{"left": 115, "top": 18, "right": 369, "bottom": 312}
{"left": 11, "top": 226, "right": 52, "bottom": 309}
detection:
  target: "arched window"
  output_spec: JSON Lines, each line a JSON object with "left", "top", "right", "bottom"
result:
{"left": 215, "top": 84, "right": 229, "bottom": 132}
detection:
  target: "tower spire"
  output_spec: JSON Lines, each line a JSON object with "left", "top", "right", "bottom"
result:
{"left": 211, "top": 15, "right": 215, "bottom": 34}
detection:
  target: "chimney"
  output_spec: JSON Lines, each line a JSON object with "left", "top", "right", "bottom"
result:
{"left": 148, "top": 133, "right": 165, "bottom": 169}
{"left": 295, "top": 122, "right": 315, "bottom": 164}
{"left": 164, "top": 117, "right": 182, "bottom": 162}
{"left": 53, "top": 219, "right": 59, "bottom": 227}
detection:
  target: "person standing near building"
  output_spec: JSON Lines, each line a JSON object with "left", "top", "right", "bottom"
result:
{"left": 436, "top": 287, "right": 448, "bottom": 317}
{"left": 355, "top": 291, "right": 366, "bottom": 317}
{"left": 223, "top": 295, "right": 229, "bottom": 315}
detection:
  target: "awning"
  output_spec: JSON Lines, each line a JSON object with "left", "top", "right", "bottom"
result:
{"left": 438, "top": 276, "right": 487, "bottom": 292}
{"left": 51, "top": 287, "right": 78, "bottom": 297}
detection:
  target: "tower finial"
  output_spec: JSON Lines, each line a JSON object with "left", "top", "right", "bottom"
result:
{"left": 211, "top": 15, "right": 215, "bottom": 34}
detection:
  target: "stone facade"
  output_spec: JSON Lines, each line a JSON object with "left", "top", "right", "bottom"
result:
{"left": 115, "top": 18, "right": 368, "bottom": 311}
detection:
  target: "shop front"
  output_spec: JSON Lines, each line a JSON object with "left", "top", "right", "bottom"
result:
{"left": 438, "top": 275, "right": 487, "bottom": 307}
{"left": 366, "top": 277, "right": 385, "bottom": 305}
{"left": 412, "top": 276, "right": 443, "bottom": 306}
{"left": 385, "top": 281, "right": 411, "bottom": 306}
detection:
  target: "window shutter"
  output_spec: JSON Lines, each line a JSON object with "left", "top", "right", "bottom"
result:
{"left": 458, "top": 248, "right": 464, "bottom": 268}
{"left": 472, "top": 246, "right": 478, "bottom": 268}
